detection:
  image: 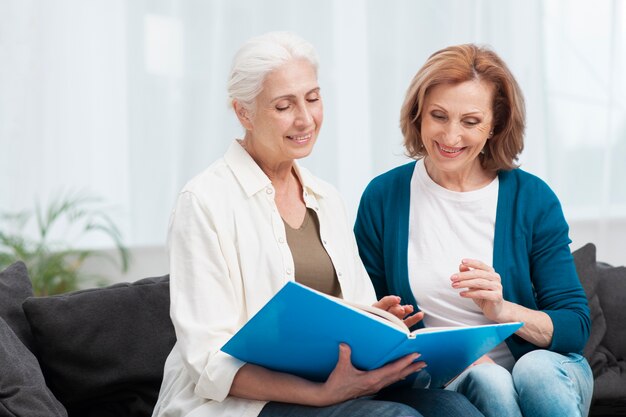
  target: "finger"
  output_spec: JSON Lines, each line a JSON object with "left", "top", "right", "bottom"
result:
{"left": 451, "top": 270, "right": 501, "bottom": 282}
{"left": 452, "top": 278, "right": 501, "bottom": 291}
{"left": 403, "top": 311, "right": 424, "bottom": 328}
{"left": 461, "top": 258, "right": 495, "bottom": 272}
{"left": 383, "top": 352, "right": 422, "bottom": 373}
{"left": 459, "top": 289, "right": 503, "bottom": 301}
{"left": 336, "top": 343, "right": 353, "bottom": 370}
{"left": 373, "top": 295, "right": 401, "bottom": 311}
{"left": 401, "top": 360, "right": 428, "bottom": 378}
{"left": 387, "top": 304, "right": 406, "bottom": 318}
{"left": 366, "top": 353, "right": 426, "bottom": 393}
{"left": 388, "top": 304, "right": 416, "bottom": 320}
{"left": 382, "top": 353, "right": 427, "bottom": 381}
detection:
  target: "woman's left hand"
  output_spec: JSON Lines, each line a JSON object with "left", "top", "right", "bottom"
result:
{"left": 451, "top": 258, "right": 505, "bottom": 322}
{"left": 373, "top": 296, "right": 424, "bottom": 328}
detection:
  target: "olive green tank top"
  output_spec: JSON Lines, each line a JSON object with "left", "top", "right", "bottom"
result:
{"left": 283, "top": 208, "right": 342, "bottom": 298}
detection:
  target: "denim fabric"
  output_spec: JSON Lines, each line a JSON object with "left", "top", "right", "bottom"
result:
{"left": 446, "top": 350, "right": 593, "bottom": 417}
{"left": 259, "top": 387, "right": 484, "bottom": 417}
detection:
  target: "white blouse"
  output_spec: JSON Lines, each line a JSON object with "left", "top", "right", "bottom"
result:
{"left": 152, "top": 140, "right": 377, "bottom": 417}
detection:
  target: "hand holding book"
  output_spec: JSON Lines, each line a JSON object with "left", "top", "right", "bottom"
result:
{"left": 319, "top": 343, "right": 426, "bottom": 404}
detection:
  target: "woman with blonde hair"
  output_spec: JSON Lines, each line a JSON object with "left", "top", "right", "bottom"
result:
{"left": 355, "top": 44, "right": 593, "bottom": 417}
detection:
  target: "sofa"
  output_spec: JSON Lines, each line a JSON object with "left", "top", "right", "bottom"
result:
{"left": 574, "top": 243, "right": 626, "bottom": 416}
{"left": 0, "top": 264, "right": 174, "bottom": 417}
{"left": 0, "top": 242, "right": 624, "bottom": 417}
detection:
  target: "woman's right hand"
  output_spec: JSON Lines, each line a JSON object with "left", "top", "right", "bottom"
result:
{"left": 316, "top": 343, "right": 426, "bottom": 406}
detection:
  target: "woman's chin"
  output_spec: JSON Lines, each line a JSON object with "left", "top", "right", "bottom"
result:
{"left": 286, "top": 138, "right": 316, "bottom": 158}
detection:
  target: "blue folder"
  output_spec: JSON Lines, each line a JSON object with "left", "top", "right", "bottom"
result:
{"left": 221, "top": 281, "right": 522, "bottom": 388}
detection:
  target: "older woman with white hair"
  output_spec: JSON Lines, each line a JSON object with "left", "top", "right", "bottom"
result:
{"left": 151, "top": 32, "right": 483, "bottom": 417}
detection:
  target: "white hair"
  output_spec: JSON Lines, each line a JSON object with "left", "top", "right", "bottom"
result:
{"left": 227, "top": 31, "right": 319, "bottom": 112}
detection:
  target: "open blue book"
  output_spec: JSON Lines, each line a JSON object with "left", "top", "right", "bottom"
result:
{"left": 221, "top": 281, "right": 522, "bottom": 388}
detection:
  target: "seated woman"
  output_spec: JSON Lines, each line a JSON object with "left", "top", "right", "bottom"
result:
{"left": 354, "top": 43, "right": 593, "bottom": 417}
{"left": 151, "top": 32, "right": 483, "bottom": 417}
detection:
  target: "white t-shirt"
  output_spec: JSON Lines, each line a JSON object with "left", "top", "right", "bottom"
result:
{"left": 408, "top": 159, "right": 515, "bottom": 369}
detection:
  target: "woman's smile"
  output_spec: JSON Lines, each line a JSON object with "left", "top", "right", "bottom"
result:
{"left": 286, "top": 131, "right": 313, "bottom": 144}
{"left": 436, "top": 142, "right": 466, "bottom": 158}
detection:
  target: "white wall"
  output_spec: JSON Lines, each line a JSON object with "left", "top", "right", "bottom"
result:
{"left": 80, "top": 246, "right": 168, "bottom": 287}
{"left": 2, "top": 0, "right": 624, "bottom": 286}
{"left": 570, "top": 220, "right": 626, "bottom": 267}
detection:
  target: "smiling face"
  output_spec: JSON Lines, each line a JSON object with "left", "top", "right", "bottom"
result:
{"left": 238, "top": 58, "right": 322, "bottom": 171}
{"left": 420, "top": 79, "right": 495, "bottom": 189}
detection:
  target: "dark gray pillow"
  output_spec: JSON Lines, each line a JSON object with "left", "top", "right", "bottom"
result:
{"left": 596, "top": 264, "right": 626, "bottom": 360}
{"left": 0, "top": 316, "right": 68, "bottom": 417}
{"left": 22, "top": 275, "right": 175, "bottom": 417}
{"left": 572, "top": 243, "right": 607, "bottom": 361}
{"left": 0, "top": 261, "right": 35, "bottom": 351}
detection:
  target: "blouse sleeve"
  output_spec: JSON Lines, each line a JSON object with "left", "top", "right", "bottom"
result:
{"left": 167, "top": 190, "right": 245, "bottom": 402}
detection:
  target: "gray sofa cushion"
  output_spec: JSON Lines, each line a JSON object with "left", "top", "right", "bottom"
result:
{"left": 596, "top": 264, "right": 626, "bottom": 361}
{"left": 22, "top": 275, "right": 175, "bottom": 417}
{"left": 0, "top": 316, "right": 67, "bottom": 417}
{"left": 572, "top": 243, "right": 607, "bottom": 361}
{"left": 0, "top": 261, "right": 35, "bottom": 351}
{"left": 591, "top": 263, "right": 626, "bottom": 401}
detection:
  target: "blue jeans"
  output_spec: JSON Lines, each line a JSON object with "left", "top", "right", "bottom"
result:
{"left": 445, "top": 350, "right": 593, "bottom": 417}
{"left": 259, "top": 386, "right": 484, "bottom": 417}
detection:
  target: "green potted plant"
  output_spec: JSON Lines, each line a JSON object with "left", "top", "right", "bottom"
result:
{"left": 0, "top": 191, "right": 130, "bottom": 296}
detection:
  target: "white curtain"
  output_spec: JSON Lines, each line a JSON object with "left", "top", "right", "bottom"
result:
{"left": 1, "top": 0, "right": 624, "bottom": 264}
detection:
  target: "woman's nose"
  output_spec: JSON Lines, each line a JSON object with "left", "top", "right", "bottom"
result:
{"left": 294, "top": 104, "right": 313, "bottom": 126}
{"left": 442, "top": 121, "right": 463, "bottom": 145}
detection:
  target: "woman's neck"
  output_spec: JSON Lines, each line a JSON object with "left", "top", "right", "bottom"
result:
{"left": 239, "top": 138, "right": 293, "bottom": 181}
{"left": 423, "top": 157, "right": 496, "bottom": 192}
{"left": 239, "top": 138, "right": 299, "bottom": 199}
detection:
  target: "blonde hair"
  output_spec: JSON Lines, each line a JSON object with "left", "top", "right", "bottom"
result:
{"left": 400, "top": 44, "right": 526, "bottom": 171}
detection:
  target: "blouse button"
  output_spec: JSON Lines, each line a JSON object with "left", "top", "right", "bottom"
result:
{"left": 337, "top": 271, "right": 343, "bottom": 277}
{"left": 278, "top": 237, "right": 285, "bottom": 244}
{"left": 266, "top": 188, "right": 273, "bottom": 194}
{"left": 286, "top": 267, "right": 293, "bottom": 275}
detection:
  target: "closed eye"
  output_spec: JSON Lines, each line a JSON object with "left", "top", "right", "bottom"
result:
{"left": 431, "top": 112, "right": 447, "bottom": 121}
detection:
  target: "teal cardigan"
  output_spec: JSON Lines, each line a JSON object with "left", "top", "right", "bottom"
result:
{"left": 354, "top": 161, "right": 590, "bottom": 359}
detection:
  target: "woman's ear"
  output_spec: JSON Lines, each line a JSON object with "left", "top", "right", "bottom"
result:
{"left": 233, "top": 100, "right": 253, "bottom": 130}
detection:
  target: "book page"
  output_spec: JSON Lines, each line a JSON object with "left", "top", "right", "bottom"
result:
{"left": 331, "top": 297, "right": 410, "bottom": 333}
{"left": 410, "top": 326, "right": 457, "bottom": 336}
{"left": 408, "top": 322, "right": 520, "bottom": 337}
{"left": 297, "top": 283, "right": 410, "bottom": 334}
